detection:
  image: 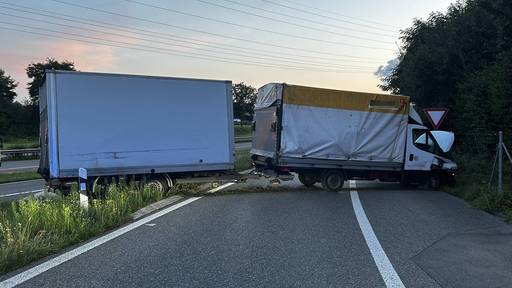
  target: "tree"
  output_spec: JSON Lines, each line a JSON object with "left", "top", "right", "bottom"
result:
{"left": 379, "top": 0, "right": 512, "bottom": 151}
{"left": 0, "top": 69, "right": 18, "bottom": 140}
{"left": 26, "top": 58, "right": 76, "bottom": 106}
{"left": 0, "top": 68, "right": 17, "bottom": 103}
{"left": 232, "top": 82, "right": 257, "bottom": 121}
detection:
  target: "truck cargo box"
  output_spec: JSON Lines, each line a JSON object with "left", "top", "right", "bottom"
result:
{"left": 39, "top": 70, "right": 234, "bottom": 180}
{"left": 251, "top": 83, "right": 410, "bottom": 170}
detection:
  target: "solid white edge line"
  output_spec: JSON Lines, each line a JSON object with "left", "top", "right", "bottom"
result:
{"left": 0, "top": 189, "right": 44, "bottom": 198}
{"left": 207, "top": 182, "right": 235, "bottom": 193}
{"left": 0, "top": 187, "right": 225, "bottom": 288}
{"left": 349, "top": 180, "right": 405, "bottom": 288}
{"left": 0, "top": 166, "right": 38, "bottom": 172}
{"left": 0, "top": 179, "right": 43, "bottom": 187}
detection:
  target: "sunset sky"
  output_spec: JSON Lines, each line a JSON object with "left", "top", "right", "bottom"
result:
{"left": 0, "top": 0, "right": 454, "bottom": 102}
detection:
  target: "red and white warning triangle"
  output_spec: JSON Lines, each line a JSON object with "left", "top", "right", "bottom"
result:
{"left": 423, "top": 108, "right": 448, "bottom": 129}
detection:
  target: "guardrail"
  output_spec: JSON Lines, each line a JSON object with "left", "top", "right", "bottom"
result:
{"left": 1, "top": 148, "right": 40, "bottom": 161}
{"left": 234, "top": 136, "right": 252, "bottom": 143}
{"left": 0, "top": 137, "right": 252, "bottom": 161}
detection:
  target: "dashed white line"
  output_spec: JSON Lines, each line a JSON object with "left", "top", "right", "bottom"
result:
{"left": 349, "top": 180, "right": 405, "bottom": 288}
{"left": 0, "top": 189, "right": 43, "bottom": 198}
{"left": 0, "top": 182, "right": 235, "bottom": 288}
{"left": 0, "top": 166, "right": 38, "bottom": 172}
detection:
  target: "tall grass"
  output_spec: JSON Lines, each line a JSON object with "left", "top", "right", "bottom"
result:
{"left": 0, "top": 172, "right": 41, "bottom": 184}
{"left": 0, "top": 184, "right": 171, "bottom": 275}
{"left": 445, "top": 152, "right": 512, "bottom": 222}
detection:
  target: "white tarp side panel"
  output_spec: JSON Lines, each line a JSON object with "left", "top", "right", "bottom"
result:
{"left": 53, "top": 72, "right": 233, "bottom": 175}
{"left": 255, "top": 83, "right": 283, "bottom": 109}
{"left": 280, "top": 104, "right": 408, "bottom": 163}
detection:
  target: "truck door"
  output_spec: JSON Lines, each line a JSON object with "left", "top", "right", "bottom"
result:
{"left": 404, "top": 124, "right": 435, "bottom": 171}
{"left": 251, "top": 106, "right": 278, "bottom": 158}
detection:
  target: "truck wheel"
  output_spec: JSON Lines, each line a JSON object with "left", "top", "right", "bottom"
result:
{"left": 298, "top": 173, "right": 317, "bottom": 187}
{"left": 321, "top": 170, "right": 345, "bottom": 192}
{"left": 428, "top": 174, "right": 441, "bottom": 190}
{"left": 146, "top": 176, "right": 169, "bottom": 193}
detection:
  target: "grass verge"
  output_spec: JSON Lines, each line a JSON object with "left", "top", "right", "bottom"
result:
{"left": 1, "top": 137, "right": 39, "bottom": 150}
{"left": 235, "top": 148, "right": 251, "bottom": 172}
{"left": 234, "top": 124, "right": 252, "bottom": 138}
{"left": 444, "top": 153, "right": 512, "bottom": 222}
{"left": 0, "top": 172, "right": 41, "bottom": 184}
{"left": 0, "top": 184, "right": 176, "bottom": 275}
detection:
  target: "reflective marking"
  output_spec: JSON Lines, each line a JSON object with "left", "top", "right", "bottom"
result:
{"left": 350, "top": 180, "right": 405, "bottom": 288}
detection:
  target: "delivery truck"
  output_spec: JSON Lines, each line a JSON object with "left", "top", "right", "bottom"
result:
{"left": 38, "top": 70, "right": 235, "bottom": 194}
{"left": 251, "top": 83, "right": 457, "bottom": 191}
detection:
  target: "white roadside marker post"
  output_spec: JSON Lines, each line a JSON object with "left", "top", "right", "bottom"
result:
{"left": 78, "top": 168, "right": 89, "bottom": 210}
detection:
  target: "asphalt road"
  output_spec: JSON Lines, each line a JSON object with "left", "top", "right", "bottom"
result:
{"left": 0, "top": 179, "right": 45, "bottom": 200}
{"left": 2, "top": 178, "right": 511, "bottom": 288}
{"left": 0, "top": 159, "right": 39, "bottom": 173}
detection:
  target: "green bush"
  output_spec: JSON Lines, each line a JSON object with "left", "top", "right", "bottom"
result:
{"left": 0, "top": 184, "right": 171, "bottom": 275}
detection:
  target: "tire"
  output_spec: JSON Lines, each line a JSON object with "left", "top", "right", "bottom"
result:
{"left": 145, "top": 176, "right": 169, "bottom": 193}
{"left": 428, "top": 173, "right": 441, "bottom": 190}
{"left": 321, "top": 170, "right": 345, "bottom": 192}
{"left": 298, "top": 173, "right": 317, "bottom": 187}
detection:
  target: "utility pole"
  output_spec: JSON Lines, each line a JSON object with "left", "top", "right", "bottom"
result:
{"left": 498, "top": 131, "right": 503, "bottom": 193}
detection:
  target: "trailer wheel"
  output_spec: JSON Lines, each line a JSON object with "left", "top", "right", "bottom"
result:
{"left": 146, "top": 176, "right": 169, "bottom": 193}
{"left": 321, "top": 170, "right": 345, "bottom": 192}
{"left": 298, "top": 173, "right": 317, "bottom": 187}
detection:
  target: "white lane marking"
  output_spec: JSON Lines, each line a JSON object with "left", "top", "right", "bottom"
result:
{"left": 0, "top": 166, "right": 38, "bottom": 172}
{"left": 349, "top": 180, "right": 405, "bottom": 288}
{"left": 0, "top": 189, "right": 43, "bottom": 198}
{"left": 0, "top": 179, "right": 43, "bottom": 187}
{"left": 0, "top": 181, "right": 236, "bottom": 288}
{"left": 207, "top": 182, "right": 235, "bottom": 193}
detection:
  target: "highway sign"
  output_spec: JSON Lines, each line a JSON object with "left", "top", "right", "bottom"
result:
{"left": 424, "top": 108, "right": 449, "bottom": 129}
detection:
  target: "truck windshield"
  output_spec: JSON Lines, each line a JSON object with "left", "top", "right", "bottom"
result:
{"left": 413, "top": 129, "right": 450, "bottom": 158}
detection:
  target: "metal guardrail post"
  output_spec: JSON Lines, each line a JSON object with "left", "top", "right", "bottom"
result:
{"left": 498, "top": 131, "right": 503, "bottom": 193}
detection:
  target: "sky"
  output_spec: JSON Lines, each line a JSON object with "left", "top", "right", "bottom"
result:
{"left": 0, "top": 0, "right": 455, "bottom": 102}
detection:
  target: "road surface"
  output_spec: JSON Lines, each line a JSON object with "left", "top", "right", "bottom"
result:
{"left": 1, "top": 178, "right": 511, "bottom": 288}
{"left": 0, "top": 142, "right": 253, "bottom": 199}
{"left": 0, "top": 159, "right": 39, "bottom": 173}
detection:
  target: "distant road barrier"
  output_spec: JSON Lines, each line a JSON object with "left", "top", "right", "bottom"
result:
{"left": 1, "top": 137, "right": 252, "bottom": 161}
{"left": 1, "top": 148, "right": 40, "bottom": 161}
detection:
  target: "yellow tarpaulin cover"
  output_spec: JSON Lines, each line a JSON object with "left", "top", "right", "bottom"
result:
{"left": 282, "top": 84, "right": 409, "bottom": 115}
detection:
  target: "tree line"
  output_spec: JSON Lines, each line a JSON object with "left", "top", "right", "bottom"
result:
{"left": 0, "top": 58, "right": 256, "bottom": 142}
{"left": 381, "top": 0, "right": 512, "bottom": 153}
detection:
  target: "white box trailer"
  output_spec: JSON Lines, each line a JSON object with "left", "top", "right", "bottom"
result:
{"left": 251, "top": 83, "right": 457, "bottom": 191}
{"left": 39, "top": 70, "right": 235, "bottom": 193}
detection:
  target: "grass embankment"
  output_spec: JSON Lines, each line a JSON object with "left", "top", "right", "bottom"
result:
{"left": 1, "top": 137, "right": 39, "bottom": 150}
{"left": 0, "top": 172, "right": 41, "bottom": 184}
{"left": 445, "top": 153, "right": 512, "bottom": 222}
{"left": 234, "top": 124, "right": 252, "bottom": 138}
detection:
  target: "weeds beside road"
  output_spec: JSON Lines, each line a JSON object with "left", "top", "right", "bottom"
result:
{"left": 445, "top": 153, "right": 512, "bottom": 222}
